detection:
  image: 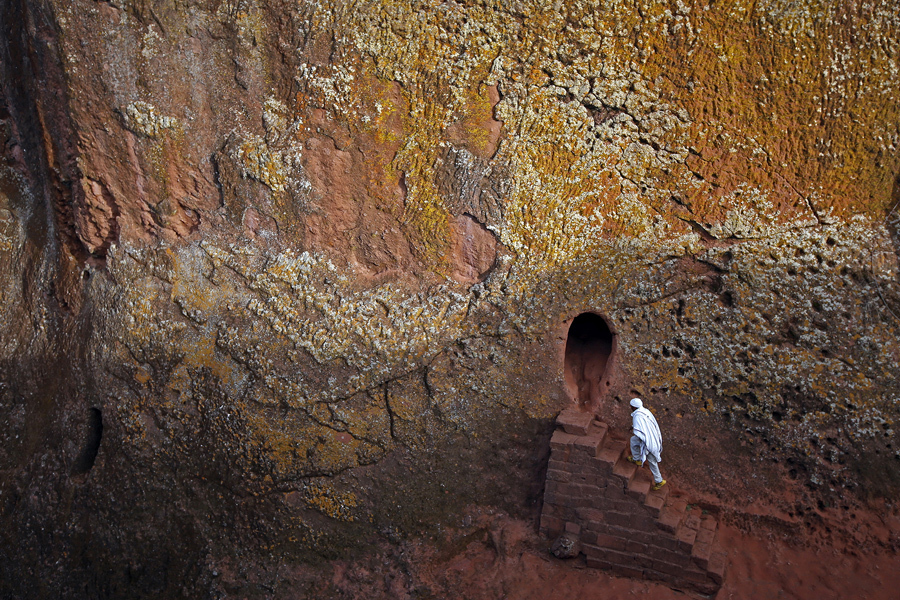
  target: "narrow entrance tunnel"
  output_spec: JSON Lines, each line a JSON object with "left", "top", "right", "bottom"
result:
{"left": 564, "top": 313, "right": 614, "bottom": 408}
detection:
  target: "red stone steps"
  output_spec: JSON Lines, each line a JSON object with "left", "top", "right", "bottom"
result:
{"left": 644, "top": 485, "right": 669, "bottom": 517}
{"left": 658, "top": 497, "right": 688, "bottom": 533}
{"left": 597, "top": 439, "right": 626, "bottom": 470}
{"left": 626, "top": 467, "right": 653, "bottom": 499}
{"left": 556, "top": 408, "right": 595, "bottom": 435}
{"left": 612, "top": 453, "right": 638, "bottom": 482}
{"left": 541, "top": 408, "right": 727, "bottom": 595}
{"left": 708, "top": 550, "right": 727, "bottom": 585}
{"left": 692, "top": 514, "right": 719, "bottom": 569}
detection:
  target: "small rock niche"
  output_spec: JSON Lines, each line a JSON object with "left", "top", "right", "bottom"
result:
{"left": 72, "top": 407, "right": 103, "bottom": 475}
{"left": 564, "top": 313, "right": 615, "bottom": 409}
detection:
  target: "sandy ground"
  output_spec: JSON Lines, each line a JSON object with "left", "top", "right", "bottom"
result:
{"left": 243, "top": 501, "right": 900, "bottom": 599}
{"left": 715, "top": 523, "right": 900, "bottom": 600}
{"left": 236, "top": 468, "right": 900, "bottom": 598}
{"left": 378, "top": 510, "right": 900, "bottom": 600}
{"left": 422, "top": 524, "right": 898, "bottom": 600}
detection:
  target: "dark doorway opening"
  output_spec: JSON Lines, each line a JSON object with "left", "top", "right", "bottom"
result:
{"left": 565, "top": 313, "right": 614, "bottom": 408}
{"left": 72, "top": 407, "right": 103, "bottom": 475}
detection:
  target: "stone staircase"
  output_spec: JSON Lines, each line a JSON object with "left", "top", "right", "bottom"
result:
{"left": 540, "top": 408, "right": 726, "bottom": 596}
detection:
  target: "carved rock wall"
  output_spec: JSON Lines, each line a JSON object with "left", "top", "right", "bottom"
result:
{"left": 0, "top": 0, "right": 899, "bottom": 597}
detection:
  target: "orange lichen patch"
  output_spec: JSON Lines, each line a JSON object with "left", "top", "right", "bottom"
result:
{"left": 333, "top": 393, "right": 392, "bottom": 447}
{"left": 234, "top": 136, "right": 289, "bottom": 193}
{"left": 354, "top": 76, "right": 409, "bottom": 208}
{"left": 651, "top": 2, "right": 898, "bottom": 225}
{"left": 301, "top": 481, "right": 360, "bottom": 522}
{"left": 244, "top": 412, "right": 299, "bottom": 465}
{"left": 389, "top": 99, "right": 456, "bottom": 271}
{"left": 134, "top": 369, "right": 151, "bottom": 385}
{"left": 303, "top": 5, "right": 506, "bottom": 270}
{"left": 332, "top": 0, "right": 898, "bottom": 273}
{"left": 443, "top": 84, "right": 503, "bottom": 160}
{"left": 351, "top": 74, "right": 407, "bottom": 146}
{"left": 498, "top": 109, "right": 627, "bottom": 278}
{"left": 181, "top": 335, "right": 236, "bottom": 384}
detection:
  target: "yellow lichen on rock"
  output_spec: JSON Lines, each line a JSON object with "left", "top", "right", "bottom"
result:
{"left": 3, "top": 0, "right": 900, "bottom": 593}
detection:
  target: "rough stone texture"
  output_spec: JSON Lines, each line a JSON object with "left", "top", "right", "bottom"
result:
{"left": 0, "top": 0, "right": 899, "bottom": 597}
{"left": 550, "top": 530, "right": 581, "bottom": 560}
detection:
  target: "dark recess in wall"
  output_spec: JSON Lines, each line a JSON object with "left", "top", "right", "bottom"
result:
{"left": 73, "top": 407, "right": 102, "bottom": 474}
{"left": 565, "top": 313, "right": 614, "bottom": 410}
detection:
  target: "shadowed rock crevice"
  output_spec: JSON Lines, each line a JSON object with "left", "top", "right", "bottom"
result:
{"left": 72, "top": 407, "right": 102, "bottom": 475}
{"left": 0, "top": 0, "right": 95, "bottom": 268}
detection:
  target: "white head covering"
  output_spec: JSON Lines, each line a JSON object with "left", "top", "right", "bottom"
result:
{"left": 630, "top": 398, "right": 643, "bottom": 409}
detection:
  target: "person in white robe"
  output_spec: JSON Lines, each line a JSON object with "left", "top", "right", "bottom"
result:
{"left": 627, "top": 398, "right": 666, "bottom": 490}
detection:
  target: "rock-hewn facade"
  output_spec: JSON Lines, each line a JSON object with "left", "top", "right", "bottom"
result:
{"left": 0, "top": 0, "right": 898, "bottom": 596}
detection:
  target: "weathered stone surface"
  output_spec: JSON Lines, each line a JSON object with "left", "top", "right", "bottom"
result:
{"left": 550, "top": 531, "right": 582, "bottom": 559}
{"left": 0, "top": 0, "right": 899, "bottom": 597}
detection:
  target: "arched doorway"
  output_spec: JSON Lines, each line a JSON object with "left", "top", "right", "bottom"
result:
{"left": 564, "top": 313, "right": 614, "bottom": 409}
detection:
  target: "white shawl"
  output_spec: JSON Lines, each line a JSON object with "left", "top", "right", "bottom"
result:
{"left": 631, "top": 400, "right": 663, "bottom": 463}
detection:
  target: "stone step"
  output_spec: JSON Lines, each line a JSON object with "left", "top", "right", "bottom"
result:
{"left": 541, "top": 419, "right": 726, "bottom": 593}
{"left": 550, "top": 429, "right": 579, "bottom": 451}
{"left": 675, "top": 520, "right": 698, "bottom": 552}
{"left": 692, "top": 514, "right": 720, "bottom": 569}
{"left": 612, "top": 454, "right": 638, "bottom": 482}
{"left": 664, "top": 495, "right": 688, "bottom": 512}
{"left": 587, "top": 419, "right": 609, "bottom": 439}
{"left": 691, "top": 534, "right": 713, "bottom": 569}
{"left": 699, "top": 513, "right": 718, "bottom": 535}
{"left": 674, "top": 501, "right": 704, "bottom": 554}
{"left": 597, "top": 439, "right": 627, "bottom": 469}
{"left": 626, "top": 467, "right": 653, "bottom": 500}
{"left": 557, "top": 408, "right": 595, "bottom": 436}
{"left": 683, "top": 507, "right": 702, "bottom": 532}
{"left": 707, "top": 550, "right": 727, "bottom": 585}
{"left": 643, "top": 483, "right": 669, "bottom": 517}
{"left": 572, "top": 434, "right": 604, "bottom": 459}
{"left": 610, "top": 441, "right": 637, "bottom": 482}
{"left": 657, "top": 496, "right": 688, "bottom": 534}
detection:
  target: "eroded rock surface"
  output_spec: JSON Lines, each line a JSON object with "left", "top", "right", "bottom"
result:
{"left": 0, "top": 0, "right": 899, "bottom": 597}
